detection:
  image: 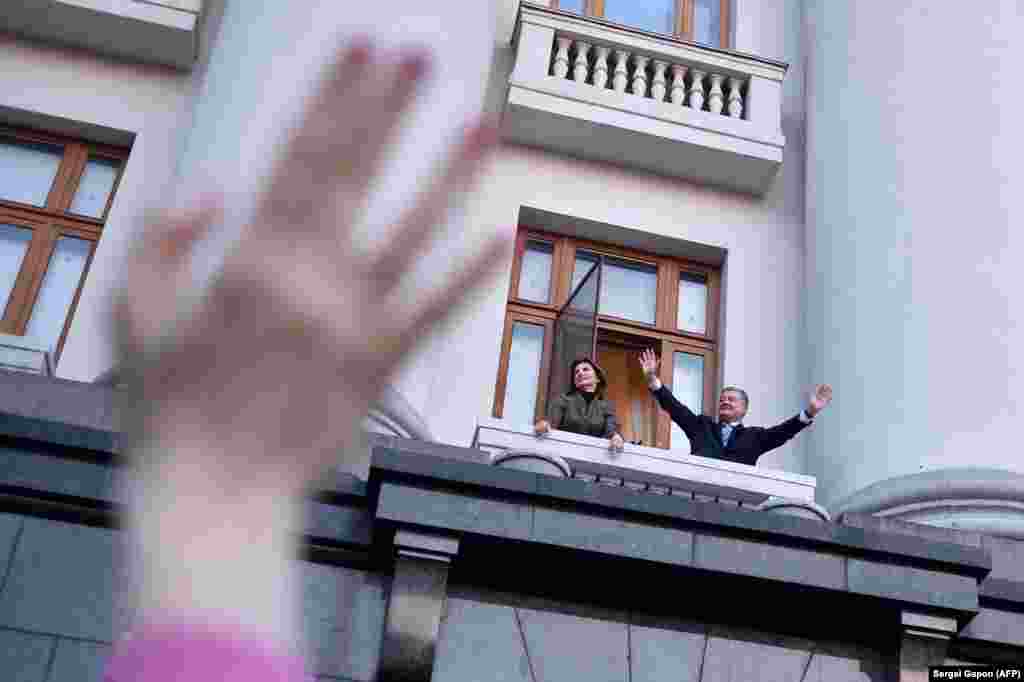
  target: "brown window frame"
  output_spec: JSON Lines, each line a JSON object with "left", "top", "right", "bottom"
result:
{"left": 494, "top": 227, "right": 722, "bottom": 450}
{"left": 493, "top": 309, "right": 556, "bottom": 424}
{"left": 0, "top": 125, "right": 129, "bottom": 363}
{"left": 550, "top": 0, "right": 731, "bottom": 49}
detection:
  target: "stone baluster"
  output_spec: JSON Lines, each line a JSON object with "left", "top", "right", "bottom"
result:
{"left": 612, "top": 50, "right": 630, "bottom": 92}
{"left": 552, "top": 36, "right": 572, "bottom": 78}
{"left": 631, "top": 54, "right": 650, "bottom": 97}
{"left": 688, "top": 69, "right": 706, "bottom": 110}
{"left": 727, "top": 76, "right": 744, "bottom": 118}
{"left": 572, "top": 41, "right": 591, "bottom": 83}
{"left": 650, "top": 60, "right": 669, "bottom": 102}
{"left": 592, "top": 46, "right": 611, "bottom": 89}
{"left": 669, "top": 64, "right": 688, "bottom": 104}
{"left": 708, "top": 73, "right": 725, "bottom": 114}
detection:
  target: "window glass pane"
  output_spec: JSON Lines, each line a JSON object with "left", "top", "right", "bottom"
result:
{"left": 25, "top": 236, "right": 91, "bottom": 351}
{"left": 503, "top": 322, "right": 545, "bottom": 428}
{"left": 670, "top": 352, "right": 704, "bottom": 451}
{"left": 0, "top": 224, "right": 33, "bottom": 313}
{"left": 678, "top": 272, "right": 708, "bottom": 334}
{"left": 70, "top": 157, "right": 120, "bottom": 218}
{"left": 573, "top": 252, "right": 657, "bottom": 324}
{"left": 693, "top": 0, "right": 722, "bottom": 46}
{"left": 557, "top": 0, "right": 585, "bottom": 12}
{"left": 517, "top": 240, "right": 554, "bottom": 303}
{"left": 570, "top": 250, "right": 599, "bottom": 294}
{"left": 0, "top": 139, "right": 63, "bottom": 207}
{"left": 603, "top": 0, "right": 676, "bottom": 34}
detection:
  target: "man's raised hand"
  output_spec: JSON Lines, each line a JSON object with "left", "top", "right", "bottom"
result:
{"left": 639, "top": 348, "right": 659, "bottom": 378}
{"left": 807, "top": 384, "right": 833, "bottom": 417}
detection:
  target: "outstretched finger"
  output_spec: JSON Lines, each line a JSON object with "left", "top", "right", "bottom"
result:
{"left": 256, "top": 39, "right": 431, "bottom": 236}
{"left": 392, "top": 232, "right": 511, "bottom": 358}
{"left": 368, "top": 119, "right": 499, "bottom": 291}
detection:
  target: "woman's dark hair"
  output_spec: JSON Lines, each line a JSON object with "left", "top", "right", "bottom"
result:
{"left": 567, "top": 357, "right": 608, "bottom": 399}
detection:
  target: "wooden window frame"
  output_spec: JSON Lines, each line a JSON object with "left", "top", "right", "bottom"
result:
{"left": 659, "top": 340, "right": 717, "bottom": 450}
{"left": 551, "top": 0, "right": 730, "bottom": 48}
{"left": 493, "top": 309, "right": 555, "bottom": 423}
{"left": 494, "top": 226, "right": 722, "bottom": 450}
{"left": 510, "top": 232, "right": 560, "bottom": 305}
{"left": 0, "top": 126, "right": 129, "bottom": 363}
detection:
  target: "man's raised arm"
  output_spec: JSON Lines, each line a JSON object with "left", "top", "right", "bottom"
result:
{"left": 758, "top": 384, "right": 833, "bottom": 452}
{"left": 639, "top": 348, "right": 701, "bottom": 433}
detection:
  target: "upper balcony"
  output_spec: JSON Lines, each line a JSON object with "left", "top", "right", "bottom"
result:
{"left": 504, "top": 2, "right": 788, "bottom": 195}
{"left": 0, "top": 0, "right": 203, "bottom": 69}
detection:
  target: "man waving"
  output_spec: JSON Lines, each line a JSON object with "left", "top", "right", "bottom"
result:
{"left": 639, "top": 349, "right": 832, "bottom": 466}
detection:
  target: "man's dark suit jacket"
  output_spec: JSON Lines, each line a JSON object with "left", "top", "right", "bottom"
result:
{"left": 651, "top": 385, "right": 810, "bottom": 466}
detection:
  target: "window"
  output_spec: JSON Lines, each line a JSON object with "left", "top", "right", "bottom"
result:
{"left": 517, "top": 240, "right": 555, "bottom": 303}
{"left": 550, "top": 0, "right": 730, "bottom": 48}
{"left": 678, "top": 271, "right": 708, "bottom": 334}
{"left": 495, "top": 228, "right": 721, "bottom": 452}
{"left": 572, "top": 251, "right": 658, "bottom": 325}
{"left": 0, "top": 127, "right": 129, "bottom": 362}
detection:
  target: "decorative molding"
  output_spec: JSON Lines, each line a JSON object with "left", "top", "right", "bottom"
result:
{"left": 833, "top": 468, "right": 1024, "bottom": 539}
{"left": 491, "top": 449, "right": 572, "bottom": 478}
{"left": 755, "top": 497, "right": 831, "bottom": 523}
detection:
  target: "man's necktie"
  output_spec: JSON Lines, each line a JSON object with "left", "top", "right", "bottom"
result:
{"left": 720, "top": 423, "right": 733, "bottom": 447}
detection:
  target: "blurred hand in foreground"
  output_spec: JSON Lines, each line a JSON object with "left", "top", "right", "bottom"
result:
{"left": 116, "top": 39, "right": 509, "bottom": 494}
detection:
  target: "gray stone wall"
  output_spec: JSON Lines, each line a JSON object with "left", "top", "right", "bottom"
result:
{"left": 0, "top": 513, "right": 389, "bottom": 682}
{"left": 433, "top": 586, "right": 895, "bottom": 682}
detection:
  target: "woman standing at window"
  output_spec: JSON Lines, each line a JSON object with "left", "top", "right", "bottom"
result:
{"left": 535, "top": 357, "right": 626, "bottom": 451}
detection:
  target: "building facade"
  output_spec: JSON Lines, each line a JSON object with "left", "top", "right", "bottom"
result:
{"left": 1, "top": 1, "right": 1022, "bottom": 680}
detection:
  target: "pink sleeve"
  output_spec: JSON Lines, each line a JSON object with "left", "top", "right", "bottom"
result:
{"left": 104, "top": 621, "right": 310, "bottom": 682}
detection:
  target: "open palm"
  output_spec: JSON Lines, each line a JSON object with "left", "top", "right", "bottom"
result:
{"left": 639, "top": 348, "right": 660, "bottom": 377}
{"left": 116, "top": 41, "right": 509, "bottom": 490}
{"left": 808, "top": 384, "right": 833, "bottom": 415}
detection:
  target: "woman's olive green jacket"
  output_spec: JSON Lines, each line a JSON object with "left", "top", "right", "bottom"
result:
{"left": 546, "top": 391, "right": 619, "bottom": 438}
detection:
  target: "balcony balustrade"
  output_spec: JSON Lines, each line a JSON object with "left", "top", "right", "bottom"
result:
{"left": 505, "top": 2, "right": 788, "bottom": 194}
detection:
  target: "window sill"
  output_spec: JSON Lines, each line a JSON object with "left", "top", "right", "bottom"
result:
{"left": 0, "top": 333, "right": 53, "bottom": 376}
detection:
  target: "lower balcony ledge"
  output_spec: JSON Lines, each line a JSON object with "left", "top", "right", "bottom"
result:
{"left": 504, "top": 78, "right": 783, "bottom": 194}
{"left": 0, "top": 0, "right": 201, "bottom": 69}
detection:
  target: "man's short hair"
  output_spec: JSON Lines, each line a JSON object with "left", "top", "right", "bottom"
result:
{"left": 721, "top": 386, "right": 749, "bottom": 408}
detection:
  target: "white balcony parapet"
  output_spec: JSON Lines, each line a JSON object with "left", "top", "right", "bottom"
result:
{"left": 505, "top": 2, "right": 788, "bottom": 194}
{"left": 473, "top": 417, "right": 816, "bottom": 505}
{"left": 0, "top": 0, "right": 203, "bottom": 69}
